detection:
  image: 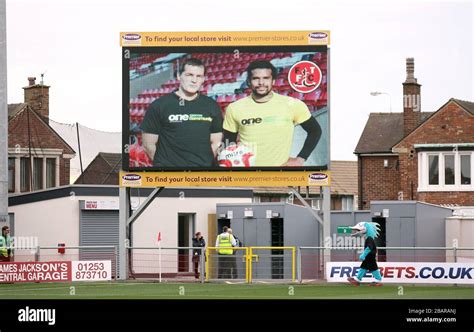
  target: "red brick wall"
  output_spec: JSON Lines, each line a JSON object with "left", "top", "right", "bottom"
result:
{"left": 24, "top": 86, "right": 49, "bottom": 119}
{"left": 417, "top": 192, "right": 473, "bottom": 206}
{"left": 403, "top": 83, "right": 422, "bottom": 136}
{"left": 358, "top": 155, "right": 400, "bottom": 209}
{"left": 60, "top": 159, "right": 71, "bottom": 186}
{"left": 394, "top": 101, "right": 474, "bottom": 205}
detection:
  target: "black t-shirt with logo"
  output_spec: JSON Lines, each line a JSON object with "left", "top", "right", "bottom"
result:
{"left": 140, "top": 93, "right": 223, "bottom": 168}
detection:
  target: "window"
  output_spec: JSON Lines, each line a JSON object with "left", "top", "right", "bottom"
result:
{"left": 46, "top": 158, "right": 56, "bottom": 188}
{"left": 461, "top": 155, "right": 471, "bottom": 185}
{"left": 13, "top": 155, "right": 59, "bottom": 192}
{"left": 33, "top": 158, "right": 43, "bottom": 191}
{"left": 419, "top": 151, "right": 474, "bottom": 191}
{"left": 8, "top": 158, "right": 15, "bottom": 193}
{"left": 444, "top": 155, "right": 455, "bottom": 185}
{"left": 312, "top": 199, "right": 322, "bottom": 210}
{"left": 428, "top": 155, "right": 439, "bottom": 185}
{"left": 20, "top": 157, "right": 31, "bottom": 192}
{"left": 291, "top": 197, "right": 320, "bottom": 209}
{"left": 342, "top": 196, "right": 354, "bottom": 211}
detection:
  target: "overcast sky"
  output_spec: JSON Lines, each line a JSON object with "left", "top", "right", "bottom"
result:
{"left": 5, "top": 0, "right": 473, "bottom": 161}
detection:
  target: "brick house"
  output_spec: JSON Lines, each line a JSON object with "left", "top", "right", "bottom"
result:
{"left": 8, "top": 77, "right": 75, "bottom": 193}
{"left": 355, "top": 59, "right": 474, "bottom": 209}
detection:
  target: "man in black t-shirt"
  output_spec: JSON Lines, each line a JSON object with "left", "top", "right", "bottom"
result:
{"left": 140, "top": 58, "right": 223, "bottom": 168}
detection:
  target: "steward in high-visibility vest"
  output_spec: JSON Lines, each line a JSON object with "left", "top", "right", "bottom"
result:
{"left": 0, "top": 226, "right": 13, "bottom": 261}
{"left": 215, "top": 226, "right": 236, "bottom": 255}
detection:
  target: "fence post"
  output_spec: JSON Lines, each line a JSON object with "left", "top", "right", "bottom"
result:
{"left": 200, "top": 248, "right": 205, "bottom": 283}
{"left": 115, "top": 246, "right": 119, "bottom": 280}
{"left": 205, "top": 247, "right": 209, "bottom": 282}
{"left": 158, "top": 246, "right": 162, "bottom": 283}
{"left": 34, "top": 246, "right": 40, "bottom": 262}
{"left": 453, "top": 245, "right": 457, "bottom": 263}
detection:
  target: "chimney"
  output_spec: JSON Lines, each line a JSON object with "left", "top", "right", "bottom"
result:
{"left": 23, "top": 76, "right": 50, "bottom": 121}
{"left": 403, "top": 58, "right": 421, "bottom": 136}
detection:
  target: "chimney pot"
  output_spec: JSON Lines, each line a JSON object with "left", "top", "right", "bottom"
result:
{"left": 405, "top": 58, "right": 417, "bottom": 84}
{"left": 23, "top": 76, "right": 50, "bottom": 120}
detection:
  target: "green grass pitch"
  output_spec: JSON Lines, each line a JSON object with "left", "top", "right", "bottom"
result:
{"left": 0, "top": 282, "right": 473, "bottom": 299}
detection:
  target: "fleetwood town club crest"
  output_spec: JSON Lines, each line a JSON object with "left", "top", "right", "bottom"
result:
{"left": 288, "top": 60, "right": 322, "bottom": 93}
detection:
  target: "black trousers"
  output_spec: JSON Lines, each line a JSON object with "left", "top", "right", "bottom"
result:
{"left": 217, "top": 254, "right": 235, "bottom": 279}
{"left": 192, "top": 255, "right": 200, "bottom": 278}
{"left": 218, "top": 255, "right": 237, "bottom": 279}
{"left": 229, "top": 255, "right": 238, "bottom": 279}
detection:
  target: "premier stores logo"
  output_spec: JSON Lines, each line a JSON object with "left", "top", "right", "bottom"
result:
{"left": 324, "top": 234, "right": 364, "bottom": 249}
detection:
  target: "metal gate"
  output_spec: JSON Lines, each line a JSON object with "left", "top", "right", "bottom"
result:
{"left": 205, "top": 246, "right": 296, "bottom": 283}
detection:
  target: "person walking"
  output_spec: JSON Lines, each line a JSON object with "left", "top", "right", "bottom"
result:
{"left": 192, "top": 232, "right": 206, "bottom": 279}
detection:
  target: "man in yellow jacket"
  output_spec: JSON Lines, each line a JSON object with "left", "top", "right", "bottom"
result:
{"left": 0, "top": 226, "right": 13, "bottom": 262}
{"left": 215, "top": 226, "right": 236, "bottom": 279}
